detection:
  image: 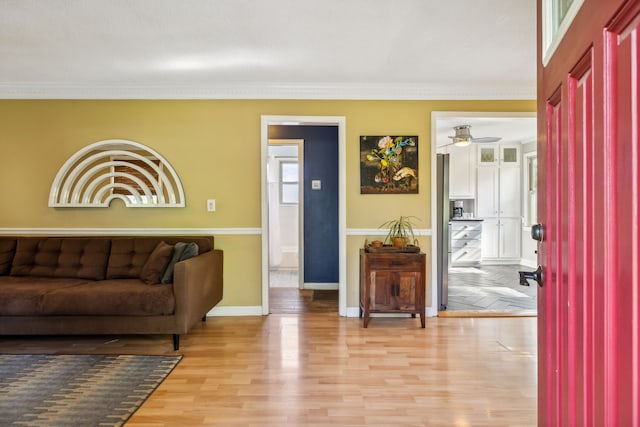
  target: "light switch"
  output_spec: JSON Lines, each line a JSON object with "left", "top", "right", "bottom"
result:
{"left": 311, "top": 180, "right": 322, "bottom": 190}
{"left": 207, "top": 199, "right": 216, "bottom": 212}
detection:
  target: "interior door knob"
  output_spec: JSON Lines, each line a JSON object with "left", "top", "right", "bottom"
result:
{"left": 531, "top": 223, "right": 544, "bottom": 241}
{"left": 519, "top": 266, "right": 543, "bottom": 287}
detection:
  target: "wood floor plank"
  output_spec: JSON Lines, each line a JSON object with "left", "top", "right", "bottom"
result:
{"left": 0, "top": 313, "right": 537, "bottom": 426}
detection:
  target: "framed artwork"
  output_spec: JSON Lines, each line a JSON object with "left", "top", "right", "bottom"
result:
{"left": 360, "top": 135, "right": 418, "bottom": 194}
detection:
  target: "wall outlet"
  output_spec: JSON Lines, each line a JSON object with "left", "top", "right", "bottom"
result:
{"left": 207, "top": 199, "right": 216, "bottom": 212}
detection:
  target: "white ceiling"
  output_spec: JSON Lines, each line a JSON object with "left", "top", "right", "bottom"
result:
{"left": 0, "top": 0, "right": 537, "bottom": 100}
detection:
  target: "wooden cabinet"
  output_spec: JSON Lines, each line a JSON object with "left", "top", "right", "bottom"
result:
{"left": 359, "top": 249, "right": 426, "bottom": 328}
{"left": 450, "top": 220, "right": 483, "bottom": 266}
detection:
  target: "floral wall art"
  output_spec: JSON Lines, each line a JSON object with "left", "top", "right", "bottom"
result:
{"left": 360, "top": 135, "right": 418, "bottom": 194}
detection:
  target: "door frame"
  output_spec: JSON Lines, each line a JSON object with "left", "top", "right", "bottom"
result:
{"left": 430, "top": 111, "right": 537, "bottom": 314}
{"left": 260, "top": 115, "right": 347, "bottom": 316}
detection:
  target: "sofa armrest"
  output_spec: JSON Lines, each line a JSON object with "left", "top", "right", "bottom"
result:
{"left": 172, "top": 249, "right": 223, "bottom": 332}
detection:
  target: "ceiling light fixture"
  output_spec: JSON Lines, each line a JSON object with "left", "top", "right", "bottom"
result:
{"left": 453, "top": 136, "right": 472, "bottom": 147}
{"left": 452, "top": 125, "right": 473, "bottom": 147}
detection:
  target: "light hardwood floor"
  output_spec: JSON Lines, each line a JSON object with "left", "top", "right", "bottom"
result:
{"left": 0, "top": 314, "right": 537, "bottom": 426}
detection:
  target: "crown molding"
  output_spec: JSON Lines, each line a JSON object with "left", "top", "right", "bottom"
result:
{"left": 0, "top": 227, "right": 262, "bottom": 236}
{"left": 0, "top": 82, "right": 536, "bottom": 100}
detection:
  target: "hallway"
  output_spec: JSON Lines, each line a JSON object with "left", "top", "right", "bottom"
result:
{"left": 269, "top": 269, "right": 339, "bottom": 314}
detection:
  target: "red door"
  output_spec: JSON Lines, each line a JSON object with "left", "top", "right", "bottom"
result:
{"left": 538, "top": 0, "right": 640, "bottom": 424}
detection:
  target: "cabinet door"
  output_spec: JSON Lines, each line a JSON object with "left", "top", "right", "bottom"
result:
{"left": 448, "top": 146, "right": 475, "bottom": 198}
{"left": 396, "top": 273, "right": 417, "bottom": 310}
{"left": 476, "top": 167, "right": 498, "bottom": 217}
{"left": 370, "top": 271, "right": 393, "bottom": 310}
{"left": 499, "top": 217, "right": 521, "bottom": 259}
{"left": 499, "top": 167, "right": 521, "bottom": 217}
{"left": 370, "top": 271, "right": 416, "bottom": 311}
{"left": 500, "top": 145, "right": 520, "bottom": 166}
{"left": 477, "top": 145, "right": 498, "bottom": 165}
{"left": 481, "top": 218, "right": 500, "bottom": 259}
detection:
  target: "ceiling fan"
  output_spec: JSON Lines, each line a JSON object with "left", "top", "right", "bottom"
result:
{"left": 447, "top": 125, "right": 502, "bottom": 147}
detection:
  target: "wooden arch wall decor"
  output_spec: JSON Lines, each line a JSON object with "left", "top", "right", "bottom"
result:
{"left": 49, "top": 139, "right": 185, "bottom": 208}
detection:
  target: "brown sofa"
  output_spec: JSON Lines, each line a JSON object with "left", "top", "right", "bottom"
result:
{"left": 0, "top": 236, "right": 223, "bottom": 350}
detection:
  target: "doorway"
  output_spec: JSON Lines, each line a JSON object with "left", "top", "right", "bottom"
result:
{"left": 267, "top": 140, "right": 303, "bottom": 291}
{"left": 431, "top": 112, "right": 538, "bottom": 316}
{"left": 260, "top": 115, "right": 347, "bottom": 316}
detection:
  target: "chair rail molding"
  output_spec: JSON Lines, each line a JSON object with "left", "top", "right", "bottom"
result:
{"left": 49, "top": 139, "right": 185, "bottom": 208}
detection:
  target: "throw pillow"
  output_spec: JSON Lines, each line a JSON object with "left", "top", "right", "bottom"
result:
{"left": 161, "top": 242, "right": 199, "bottom": 284}
{"left": 139, "top": 241, "right": 174, "bottom": 285}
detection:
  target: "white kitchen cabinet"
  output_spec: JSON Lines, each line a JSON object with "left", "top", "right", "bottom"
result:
{"left": 476, "top": 167, "right": 498, "bottom": 217}
{"left": 481, "top": 217, "right": 521, "bottom": 261}
{"left": 476, "top": 143, "right": 521, "bottom": 262}
{"left": 481, "top": 218, "right": 500, "bottom": 259}
{"left": 499, "top": 217, "right": 521, "bottom": 259}
{"left": 477, "top": 166, "right": 520, "bottom": 217}
{"left": 450, "top": 220, "right": 483, "bottom": 266}
{"left": 477, "top": 144, "right": 520, "bottom": 166}
{"left": 437, "top": 145, "right": 476, "bottom": 199}
{"left": 498, "top": 167, "right": 520, "bottom": 217}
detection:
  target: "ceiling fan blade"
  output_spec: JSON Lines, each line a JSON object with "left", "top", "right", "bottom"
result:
{"left": 471, "top": 137, "right": 502, "bottom": 143}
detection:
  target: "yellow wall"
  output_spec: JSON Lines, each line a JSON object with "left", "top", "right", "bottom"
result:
{"left": 0, "top": 99, "right": 535, "bottom": 308}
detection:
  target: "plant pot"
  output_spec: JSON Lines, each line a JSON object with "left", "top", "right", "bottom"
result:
{"left": 392, "top": 237, "right": 406, "bottom": 248}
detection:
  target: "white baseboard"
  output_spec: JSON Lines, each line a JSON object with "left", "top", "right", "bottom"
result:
{"left": 346, "top": 307, "right": 360, "bottom": 317}
{"left": 302, "top": 282, "right": 339, "bottom": 290}
{"left": 519, "top": 259, "right": 537, "bottom": 268}
{"left": 206, "top": 306, "right": 263, "bottom": 316}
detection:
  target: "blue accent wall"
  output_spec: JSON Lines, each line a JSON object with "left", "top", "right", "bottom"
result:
{"left": 269, "top": 125, "right": 339, "bottom": 283}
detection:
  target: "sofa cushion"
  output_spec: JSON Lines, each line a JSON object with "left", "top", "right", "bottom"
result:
{"left": 39, "top": 279, "right": 176, "bottom": 316}
{"left": 0, "top": 276, "right": 92, "bottom": 315}
{"left": 140, "top": 241, "right": 174, "bottom": 285}
{"left": 161, "top": 242, "right": 199, "bottom": 284}
{"left": 10, "top": 238, "right": 111, "bottom": 280}
{"left": 106, "top": 238, "right": 171, "bottom": 279}
{"left": 0, "top": 238, "right": 17, "bottom": 275}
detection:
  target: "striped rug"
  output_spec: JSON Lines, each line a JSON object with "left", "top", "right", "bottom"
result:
{"left": 0, "top": 354, "right": 181, "bottom": 426}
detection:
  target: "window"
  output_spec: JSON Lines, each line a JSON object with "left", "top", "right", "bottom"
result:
{"left": 280, "top": 160, "right": 299, "bottom": 204}
{"left": 542, "top": 0, "right": 584, "bottom": 65}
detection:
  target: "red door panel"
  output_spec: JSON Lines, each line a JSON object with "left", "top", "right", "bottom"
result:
{"left": 538, "top": 0, "right": 640, "bottom": 425}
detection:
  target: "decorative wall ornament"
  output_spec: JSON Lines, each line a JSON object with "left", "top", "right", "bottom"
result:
{"left": 49, "top": 139, "right": 185, "bottom": 208}
{"left": 360, "top": 135, "right": 418, "bottom": 194}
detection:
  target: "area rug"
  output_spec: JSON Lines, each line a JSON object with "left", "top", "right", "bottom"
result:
{"left": 0, "top": 354, "right": 181, "bottom": 427}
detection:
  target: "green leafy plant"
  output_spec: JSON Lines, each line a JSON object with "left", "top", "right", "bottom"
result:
{"left": 379, "top": 215, "right": 420, "bottom": 247}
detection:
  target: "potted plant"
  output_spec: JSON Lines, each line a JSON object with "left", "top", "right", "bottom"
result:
{"left": 379, "top": 216, "right": 419, "bottom": 248}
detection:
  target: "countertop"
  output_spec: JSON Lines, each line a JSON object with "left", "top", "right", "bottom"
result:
{"left": 449, "top": 218, "right": 484, "bottom": 222}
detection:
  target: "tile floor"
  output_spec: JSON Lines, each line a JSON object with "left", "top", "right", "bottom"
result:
{"left": 269, "top": 269, "right": 298, "bottom": 288}
{"left": 445, "top": 264, "right": 538, "bottom": 313}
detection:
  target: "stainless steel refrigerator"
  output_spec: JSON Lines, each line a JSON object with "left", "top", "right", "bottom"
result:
{"left": 436, "top": 153, "right": 450, "bottom": 310}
